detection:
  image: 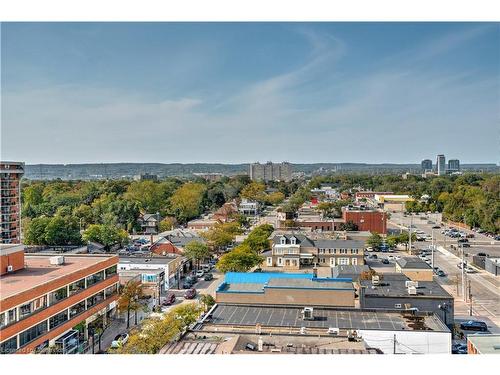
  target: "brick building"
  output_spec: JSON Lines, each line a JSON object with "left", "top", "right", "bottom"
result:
{"left": 0, "top": 247, "right": 118, "bottom": 354}
{"left": 1, "top": 161, "right": 24, "bottom": 244}
{"left": 342, "top": 206, "right": 387, "bottom": 234}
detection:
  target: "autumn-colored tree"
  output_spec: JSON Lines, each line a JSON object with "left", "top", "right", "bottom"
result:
{"left": 169, "top": 182, "right": 207, "bottom": 223}
{"left": 117, "top": 280, "right": 145, "bottom": 329}
{"left": 201, "top": 221, "right": 242, "bottom": 251}
{"left": 216, "top": 244, "right": 264, "bottom": 273}
{"left": 158, "top": 216, "right": 177, "bottom": 232}
{"left": 183, "top": 241, "right": 211, "bottom": 270}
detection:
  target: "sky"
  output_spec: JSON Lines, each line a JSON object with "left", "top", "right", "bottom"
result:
{"left": 1, "top": 22, "right": 499, "bottom": 164}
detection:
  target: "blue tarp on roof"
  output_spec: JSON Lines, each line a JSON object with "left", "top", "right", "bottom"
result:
{"left": 223, "top": 272, "right": 312, "bottom": 284}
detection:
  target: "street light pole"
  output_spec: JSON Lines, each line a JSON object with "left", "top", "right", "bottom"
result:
{"left": 431, "top": 228, "right": 435, "bottom": 269}
{"left": 461, "top": 243, "right": 466, "bottom": 302}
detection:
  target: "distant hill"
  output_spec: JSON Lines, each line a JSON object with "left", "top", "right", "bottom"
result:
{"left": 24, "top": 162, "right": 499, "bottom": 180}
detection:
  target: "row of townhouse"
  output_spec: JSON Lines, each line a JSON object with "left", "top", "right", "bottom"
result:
{"left": 265, "top": 234, "right": 365, "bottom": 270}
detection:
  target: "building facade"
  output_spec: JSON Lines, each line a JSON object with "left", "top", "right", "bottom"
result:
{"left": 342, "top": 207, "right": 387, "bottom": 234}
{"left": 249, "top": 162, "right": 292, "bottom": 182}
{"left": 266, "top": 234, "right": 365, "bottom": 270}
{"left": 1, "top": 162, "right": 25, "bottom": 244}
{"left": 448, "top": 159, "right": 460, "bottom": 173}
{"left": 436, "top": 154, "right": 446, "bottom": 176}
{"left": 0, "top": 249, "right": 118, "bottom": 354}
{"left": 421, "top": 159, "right": 432, "bottom": 171}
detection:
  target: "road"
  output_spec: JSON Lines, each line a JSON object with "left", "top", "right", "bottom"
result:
{"left": 387, "top": 212, "right": 500, "bottom": 328}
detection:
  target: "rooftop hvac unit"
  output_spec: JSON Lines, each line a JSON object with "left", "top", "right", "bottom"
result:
{"left": 372, "top": 275, "right": 380, "bottom": 286}
{"left": 302, "top": 307, "right": 314, "bottom": 321}
{"left": 407, "top": 286, "right": 417, "bottom": 295}
{"left": 327, "top": 327, "right": 340, "bottom": 335}
{"left": 50, "top": 256, "right": 65, "bottom": 265}
{"left": 300, "top": 327, "right": 307, "bottom": 335}
{"left": 405, "top": 281, "right": 419, "bottom": 288}
{"left": 7, "top": 265, "right": 14, "bottom": 272}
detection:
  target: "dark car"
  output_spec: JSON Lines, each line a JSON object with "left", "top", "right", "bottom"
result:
{"left": 432, "top": 225, "right": 441, "bottom": 229}
{"left": 204, "top": 273, "right": 214, "bottom": 281}
{"left": 452, "top": 343, "right": 467, "bottom": 354}
{"left": 381, "top": 259, "right": 390, "bottom": 264}
{"left": 370, "top": 254, "right": 378, "bottom": 259}
{"left": 437, "top": 270, "right": 446, "bottom": 277}
{"left": 458, "top": 238, "right": 468, "bottom": 243}
{"left": 477, "top": 252, "right": 488, "bottom": 257}
{"left": 460, "top": 320, "right": 488, "bottom": 332}
{"left": 162, "top": 293, "right": 176, "bottom": 306}
{"left": 461, "top": 243, "right": 471, "bottom": 248}
{"left": 184, "top": 288, "right": 197, "bottom": 299}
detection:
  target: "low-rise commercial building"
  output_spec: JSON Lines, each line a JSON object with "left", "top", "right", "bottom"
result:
{"left": 342, "top": 206, "right": 387, "bottom": 234}
{"left": 215, "top": 272, "right": 355, "bottom": 308}
{"left": 373, "top": 194, "right": 414, "bottom": 212}
{"left": 467, "top": 334, "right": 500, "bottom": 354}
{"left": 0, "top": 247, "right": 118, "bottom": 354}
{"left": 267, "top": 234, "right": 365, "bottom": 270}
{"left": 485, "top": 257, "right": 500, "bottom": 276}
{"left": 395, "top": 257, "right": 434, "bottom": 281}
{"left": 195, "top": 303, "right": 451, "bottom": 354}
{"left": 238, "top": 199, "right": 260, "bottom": 216}
{"left": 187, "top": 218, "right": 219, "bottom": 231}
{"left": 359, "top": 274, "right": 454, "bottom": 326}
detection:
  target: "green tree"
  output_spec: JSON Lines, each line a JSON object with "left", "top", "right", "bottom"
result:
{"left": 169, "top": 182, "right": 207, "bottom": 222}
{"left": 199, "top": 294, "right": 216, "bottom": 312}
{"left": 44, "top": 215, "right": 81, "bottom": 246}
{"left": 82, "top": 224, "right": 129, "bottom": 249}
{"left": 158, "top": 217, "right": 177, "bottom": 232}
{"left": 117, "top": 280, "right": 145, "bottom": 329}
{"left": 216, "top": 244, "right": 264, "bottom": 273}
{"left": 202, "top": 222, "right": 241, "bottom": 251}
{"left": 366, "top": 232, "right": 383, "bottom": 248}
{"left": 183, "top": 241, "right": 211, "bottom": 270}
{"left": 23, "top": 217, "right": 51, "bottom": 245}
{"left": 241, "top": 224, "right": 274, "bottom": 252}
{"left": 338, "top": 221, "right": 359, "bottom": 231}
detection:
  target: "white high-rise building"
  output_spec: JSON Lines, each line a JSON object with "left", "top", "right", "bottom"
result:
{"left": 436, "top": 154, "right": 446, "bottom": 176}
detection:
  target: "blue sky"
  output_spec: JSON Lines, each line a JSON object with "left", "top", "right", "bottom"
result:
{"left": 1, "top": 22, "right": 499, "bottom": 164}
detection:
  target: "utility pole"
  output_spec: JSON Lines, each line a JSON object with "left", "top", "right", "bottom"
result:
{"left": 408, "top": 214, "right": 412, "bottom": 254}
{"left": 468, "top": 280, "right": 473, "bottom": 316}
{"left": 455, "top": 275, "right": 459, "bottom": 296}
{"left": 393, "top": 334, "right": 397, "bottom": 354}
{"left": 461, "top": 243, "right": 466, "bottom": 302}
{"left": 431, "top": 228, "right": 435, "bottom": 270}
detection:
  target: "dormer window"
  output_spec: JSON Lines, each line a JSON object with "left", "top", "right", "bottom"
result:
{"left": 290, "top": 236, "right": 297, "bottom": 245}
{"left": 280, "top": 236, "right": 286, "bottom": 245}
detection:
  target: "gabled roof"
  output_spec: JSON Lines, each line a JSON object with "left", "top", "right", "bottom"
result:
{"left": 396, "top": 257, "right": 432, "bottom": 270}
{"left": 272, "top": 234, "right": 315, "bottom": 247}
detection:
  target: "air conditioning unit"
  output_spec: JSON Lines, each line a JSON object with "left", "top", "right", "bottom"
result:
{"left": 302, "top": 307, "right": 314, "bottom": 321}
{"left": 300, "top": 327, "right": 307, "bottom": 335}
{"left": 50, "top": 256, "right": 65, "bottom": 265}
{"left": 372, "top": 275, "right": 380, "bottom": 286}
{"left": 7, "top": 265, "right": 14, "bottom": 272}
{"left": 408, "top": 286, "right": 417, "bottom": 295}
{"left": 405, "top": 281, "right": 419, "bottom": 288}
{"left": 327, "top": 327, "right": 340, "bottom": 335}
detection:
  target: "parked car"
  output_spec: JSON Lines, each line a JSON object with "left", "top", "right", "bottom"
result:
{"left": 452, "top": 343, "right": 467, "bottom": 354}
{"left": 465, "top": 266, "right": 475, "bottom": 273}
{"left": 184, "top": 288, "right": 197, "bottom": 299}
{"left": 370, "top": 254, "right": 378, "bottom": 259}
{"left": 458, "top": 238, "right": 469, "bottom": 243}
{"left": 111, "top": 333, "right": 129, "bottom": 348}
{"left": 195, "top": 270, "right": 205, "bottom": 278}
{"left": 381, "top": 259, "right": 390, "bottom": 265}
{"left": 466, "top": 234, "right": 475, "bottom": 238}
{"left": 437, "top": 270, "right": 446, "bottom": 277}
{"left": 477, "top": 252, "right": 488, "bottom": 257}
{"left": 387, "top": 255, "right": 396, "bottom": 261}
{"left": 204, "top": 273, "right": 214, "bottom": 281}
{"left": 162, "top": 293, "right": 176, "bottom": 306}
{"left": 432, "top": 225, "right": 441, "bottom": 229}
{"left": 460, "top": 320, "right": 488, "bottom": 332}
{"left": 461, "top": 243, "right": 471, "bottom": 248}
{"left": 202, "top": 264, "right": 211, "bottom": 272}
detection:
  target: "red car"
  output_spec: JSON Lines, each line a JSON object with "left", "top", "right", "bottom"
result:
{"left": 184, "top": 288, "right": 197, "bottom": 299}
{"left": 162, "top": 293, "right": 176, "bottom": 306}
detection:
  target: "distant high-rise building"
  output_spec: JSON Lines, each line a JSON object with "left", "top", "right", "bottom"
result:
{"left": 0, "top": 161, "right": 25, "bottom": 244}
{"left": 421, "top": 159, "right": 432, "bottom": 171}
{"left": 448, "top": 159, "right": 460, "bottom": 173}
{"left": 436, "top": 155, "right": 446, "bottom": 176}
{"left": 249, "top": 162, "right": 292, "bottom": 182}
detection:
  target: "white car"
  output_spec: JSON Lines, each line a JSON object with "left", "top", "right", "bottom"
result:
{"left": 387, "top": 255, "right": 396, "bottom": 261}
{"left": 111, "top": 333, "right": 129, "bottom": 348}
{"left": 196, "top": 270, "right": 205, "bottom": 278}
{"left": 366, "top": 247, "right": 374, "bottom": 252}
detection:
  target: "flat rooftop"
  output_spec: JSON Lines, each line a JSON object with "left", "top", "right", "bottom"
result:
{"left": 0, "top": 244, "right": 24, "bottom": 256}
{"left": 396, "top": 257, "right": 432, "bottom": 270}
{"left": 467, "top": 334, "right": 500, "bottom": 354}
{"left": 360, "top": 279, "right": 453, "bottom": 299}
{"left": 119, "top": 256, "right": 178, "bottom": 265}
{"left": 0, "top": 254, "right": 116, "bottom": 300}
{"left": 201, "top": 304, "right": 449, "bottom": 332}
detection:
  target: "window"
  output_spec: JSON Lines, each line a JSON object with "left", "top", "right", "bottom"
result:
{"left": 333, "top": 249, "right": 337, "bottom": 254}
{"left": 280, "top": 237, "right": 286, "bottom": 245}
{"left": 0, "top": 337, "right": 17, "bottom": 354}
{"left": 7, "top": 309, "right": 17, "bottom": 325}
{"left": 19, "top": 321, "right": 48, "bottom": 347}
{"left": 0, "top": 312, "right": 5, "bottom": 328}
{"left": 339, "top": 258, "right": 349, "bottom": 265}
{"left": 290, "top": 237, "right": 296, "bottom": 245}
{"left": 319, "top": 249, "right": 325, "bottom": 254}
{"left": 330, "top": 258, "right": 335, "bottom": 266}
{"left": 105, "top": 283, "right": 118, "bottom": 298}
{"left": 352, "top": 258, "right": 358, "bottom": 265}
{"left": 87, "top": 290, "right": 105, "bottom": 308}
{"left": 105, "top": 265, "right": 117, "bottom": 277}
{"left": 69, "top": 301, "right": 86, "bottom": 319}
{"left": 49, "top": 311, "right": 68, "bottom": 330}
{"left": 278, "top": 257, "right": 283, "bottom": 266}
{"left": 320, "top": 257, "right": 326, "bottom": 264}
{"left": 86, "top": 271, "right": 105, "bottom": 287}
{"left": 351, "top": 249, "right": 359, "bottom": 254}
{"left": 267, "top": 257, "right": 273, "bottom": 266}
{"left": 394, "top": 304, "right": 402, "bottom": 309}
{"left": 49, "top": 286, "right": 68, "bottom": 305}
{"left": 19, "top": 302, "right": 33, "bottom": 319}
{"left": 69, "top": 279, "right": 86, "bottom": 296}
